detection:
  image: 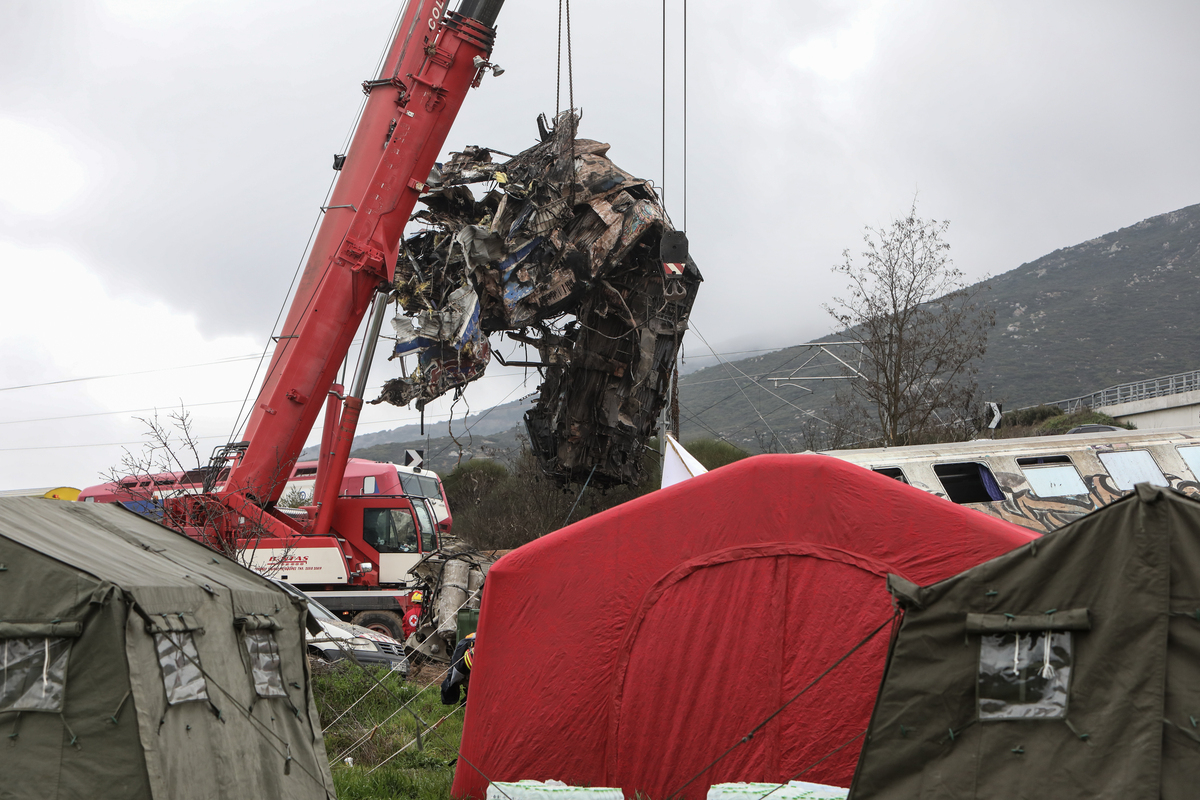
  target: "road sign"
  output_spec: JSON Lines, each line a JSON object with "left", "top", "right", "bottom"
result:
{"left": 987, "top": 402, "right": 1003, "bottom": 429}
{"left": 404, "top": 449, "right": 424, "bottom": 468}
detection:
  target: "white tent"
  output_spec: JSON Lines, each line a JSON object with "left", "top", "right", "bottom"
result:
{"left": 661, "top": 435, "right": 708, "bottom": 489}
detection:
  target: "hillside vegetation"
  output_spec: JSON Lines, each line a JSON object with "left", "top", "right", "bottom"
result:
{"left": 671, "top": 201, "right": 1200, "bottom": 451}
{"left": 982, "top": 202, "right": 1200, "bottom": 406}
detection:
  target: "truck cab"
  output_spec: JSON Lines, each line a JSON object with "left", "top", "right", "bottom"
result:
{"left": 327, "top": 494, "right": 439, "bottom": 586}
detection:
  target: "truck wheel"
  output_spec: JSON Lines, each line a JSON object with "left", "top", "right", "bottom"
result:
{"left": 351, "top": 611, "right": 404, "bottom": 641}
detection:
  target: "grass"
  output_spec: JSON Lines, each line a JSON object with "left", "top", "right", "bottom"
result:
{"left": 311, "top": 658, "right": 463, "bottom": 800}
{"left": 994, "top": 406, "right": 1134, "bottom": 438}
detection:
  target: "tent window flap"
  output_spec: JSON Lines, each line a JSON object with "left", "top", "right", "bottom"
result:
{"left": 243, "top": 631, "right": 287, "bottom": 698}
{"left": 978, "top": 631, "right": 1072, "bottom": 720}
{"left": 0, "top": 621, "right": 83, "bottom": 639}
{"left": 154, "top": 632, "right": 209, "bottom": 705}
{"left": 144, "top": 612, "right": 203, "bottom": 635}
{"left": 966, "top": 608, "right": 1090, "bottom": 632}
{"left": 0, "top": 637, "right": 71, "bottom": 713}
{"left": 234, "top": 613, "right": 283, "bottom": 632}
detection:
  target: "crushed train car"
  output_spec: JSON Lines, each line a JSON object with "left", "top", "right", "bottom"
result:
{"left": 374, "top": 112, "right": 702, "bottom": 487}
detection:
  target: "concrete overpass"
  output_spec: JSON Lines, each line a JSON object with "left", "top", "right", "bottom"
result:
{"left": 1055, "top": 370, "right": 1200, "bottom": 429}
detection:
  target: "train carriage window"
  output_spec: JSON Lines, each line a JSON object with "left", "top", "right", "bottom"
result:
{"left": 399, "top": 474, "right": 422, "bottom": 497}
{"left": 933, "top": 462, "right": 1005, "bottom": 504}
{"left": 1097, "top": 450, "right": 1168, "bottom": 491}
{"left": 871, "top": 467, "right": 909, "bottom": 484}
{"left": 418, "top": 476, "right": 442, "bottom": 498}
{"left": 1175, "top": 446, "right": 1200, "bottom": 481}
{"left": 1016, "top": 457, "right": 1088, "bottom": 497}
{"left": 1016, "top": 455, "right": 1072, "bottom": 466}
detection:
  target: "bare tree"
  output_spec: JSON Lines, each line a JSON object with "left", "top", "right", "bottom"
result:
{"left": 99, "top": 407, "right": 205, "bottom": 526}
{"left": 101, "top": 406, "right": 296, "bottom": 572}
{"left": 825, "top": 201, "right": 995, "bottom": 446}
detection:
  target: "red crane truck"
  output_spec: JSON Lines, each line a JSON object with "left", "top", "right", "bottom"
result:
{"left": 126, "top": 0, "right": 505, "bottom": 641}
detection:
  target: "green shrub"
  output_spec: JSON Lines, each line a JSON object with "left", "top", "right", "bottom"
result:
{"left": 443, "top": 459, "right": 510, "bottom": 509}
{"left": 443, "top": 441, "right": 662, "bottom": 550}
{"left": 1036, "top": 409, "right": 1134, "bottom": 435}
{"left": 1001, "top": 405, "right": 1064, "bottom": 428}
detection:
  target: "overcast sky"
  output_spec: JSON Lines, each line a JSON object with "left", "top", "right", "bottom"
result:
{"left": 2, "top": 0, "right": 1199, "bottom": 491}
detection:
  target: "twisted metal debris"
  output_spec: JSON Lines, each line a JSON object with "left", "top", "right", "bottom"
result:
{"left": 374, "top": 112, "right": 702, "bottom": 487}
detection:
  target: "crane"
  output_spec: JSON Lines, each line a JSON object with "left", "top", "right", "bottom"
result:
{"left": 165, "top": 0, "right": 506, "bottom": 602}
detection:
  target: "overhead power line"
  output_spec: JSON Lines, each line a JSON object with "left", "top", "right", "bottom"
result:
{"left": 0, "top": 399, "right": 244, "bottom": 426}
{"left": 0, "top": 366, "right": 530, "bottom": 429}
{"left": 0, "top": 434, "right": 230, "bottom": 453}
{"left": 0, "top": 329, "right": 401, "bottom": 394}
{"left": 0, "top": 354, "right": 263, "bottom": 393}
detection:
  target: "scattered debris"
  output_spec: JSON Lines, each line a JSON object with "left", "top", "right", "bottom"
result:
{"left": 374, "top": 112, "right": 702, "bottom": 487}
{"left": 404, "top": 546, "right": 499, "bottom": 663}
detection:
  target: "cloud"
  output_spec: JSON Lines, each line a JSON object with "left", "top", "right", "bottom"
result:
{"left": 0, "top": 241, "right": 261, "bottom": 489}
{"left": 0, "top": 119, "right": 87, "bottom": 216}
{"left": 788, "top": 2, "right": 882, "bottom": 81}
{"left": 3, "top": 0, "right": 1200, "bottom": 489}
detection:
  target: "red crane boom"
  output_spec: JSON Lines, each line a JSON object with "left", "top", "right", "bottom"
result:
{"left": 176, "top": 0, "right": 504, "bottom": 552}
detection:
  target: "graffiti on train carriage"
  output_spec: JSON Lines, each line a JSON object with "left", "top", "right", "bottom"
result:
{"left": 824, "top": 427, "right": 1200, "bottom": 535}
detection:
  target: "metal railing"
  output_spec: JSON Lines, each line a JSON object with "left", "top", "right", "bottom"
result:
{"left": 1053, "top": 369, "right": 1200, "bottom": 412}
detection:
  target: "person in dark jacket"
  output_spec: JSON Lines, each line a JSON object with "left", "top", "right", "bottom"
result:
{"left": 440, "top": 631, "right": 475, "bottom": 705}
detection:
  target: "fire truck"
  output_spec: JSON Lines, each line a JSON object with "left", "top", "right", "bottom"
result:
{"left": 81, "top": 0, "right": 505, "bottom": 643}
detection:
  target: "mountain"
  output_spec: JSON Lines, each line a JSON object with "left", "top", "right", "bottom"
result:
{"left": 671, "top": 202, "right": 1200, "bottom": 450}
{"left": 348, "top": 202, "right": 1200, "bottom": 464}
{"left": 302, "top": 395, "right": 534, "bottom": 464}
{"left": 351, "top": 424, "right": 526, "bottom": 476}
{"left": 980, "top": 203, "right": 1200, "bottom": 405}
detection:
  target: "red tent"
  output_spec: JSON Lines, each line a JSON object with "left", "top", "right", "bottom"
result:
{"left": 452, "top": 455, "right": 1035, "bottom": 799}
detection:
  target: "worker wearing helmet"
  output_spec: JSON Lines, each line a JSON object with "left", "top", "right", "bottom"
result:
{"left": 403, "top": 590, "right": 423, "bottom": 639}
{"left": 440, "top": 631, "right": 476, "bottom": 705}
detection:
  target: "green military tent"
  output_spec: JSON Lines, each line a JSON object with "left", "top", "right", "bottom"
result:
{"left": 0, "top": 497, "right": 335, "bottom": 799}
{"left": 849, "top": 483, "right": 1200, "bottom": 799}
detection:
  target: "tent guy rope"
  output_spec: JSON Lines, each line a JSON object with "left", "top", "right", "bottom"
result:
{"left": 663, "top": 610, "right": 900, "bottom": 800}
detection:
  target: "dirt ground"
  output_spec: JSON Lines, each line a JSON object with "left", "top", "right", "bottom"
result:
{"left": 406, "top": 658, "right": 452, "bottom": 688}
{"left": 307, "top": 653, "right": 448, "bottom": 689}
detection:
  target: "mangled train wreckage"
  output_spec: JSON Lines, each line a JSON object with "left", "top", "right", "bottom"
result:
{"left": 374, "top": 113, "right": 702, "bottom": 487}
